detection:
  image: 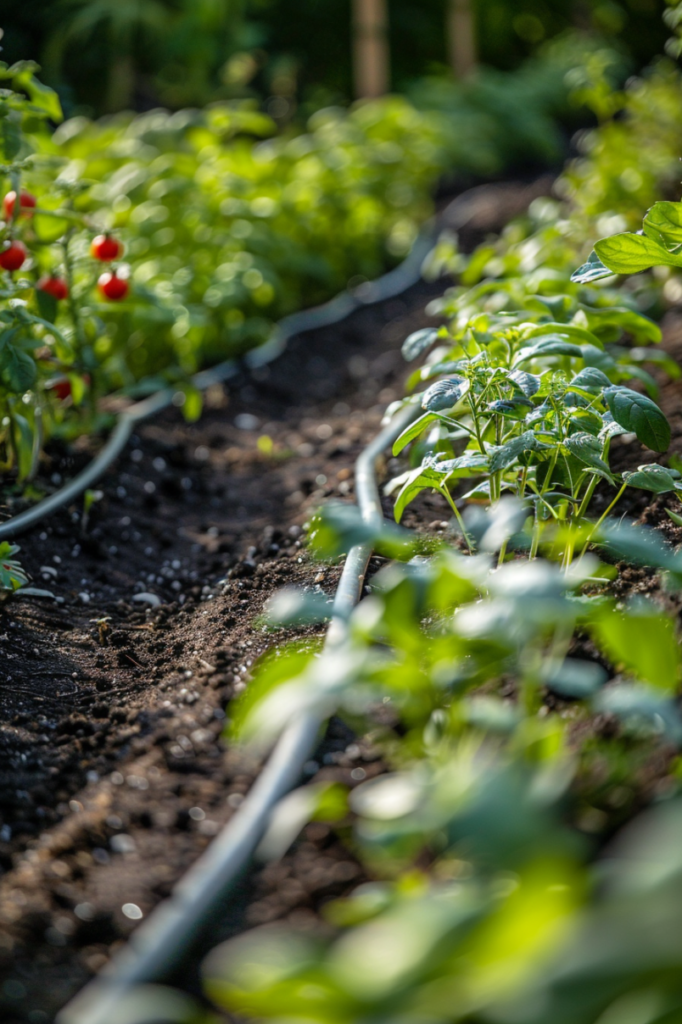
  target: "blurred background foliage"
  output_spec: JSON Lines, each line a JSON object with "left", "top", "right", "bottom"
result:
{"left": 0, "top": 0, "right": 670, "bottom": 119}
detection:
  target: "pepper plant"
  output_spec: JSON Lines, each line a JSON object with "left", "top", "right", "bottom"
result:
{"left": 198, "top": 501, "right": 682, "bottom": 1024}
{"left": 387, "top": 292, "right": 675, "bottom": 563}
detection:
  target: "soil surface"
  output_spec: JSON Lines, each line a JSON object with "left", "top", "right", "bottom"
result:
{"left": 1, "top": 177, "right": 680, "bottom": 1024}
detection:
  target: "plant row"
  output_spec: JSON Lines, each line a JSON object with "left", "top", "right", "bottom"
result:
{"left": 160, "top": 29, "right": 682, "bottom": 1024}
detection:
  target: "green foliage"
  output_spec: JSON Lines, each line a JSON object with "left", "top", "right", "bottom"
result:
{"left": 0, "top": 541, "right": 28, "bottom": 592}
{"left": 23, "top": 97, "right": 447, "bottom": 385}
{"left": 385, "top": 292, "right": 671, "bottom": 543}
{"left": 202, "top": 497, "right": 682, "bottom": 1024}
{"left": 185, "top": 30, "right": 682, "bottom": 1020}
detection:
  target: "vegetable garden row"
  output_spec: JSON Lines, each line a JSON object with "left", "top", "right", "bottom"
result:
{"left": 6, "top": 6, "right": 682, "bottom": 1023}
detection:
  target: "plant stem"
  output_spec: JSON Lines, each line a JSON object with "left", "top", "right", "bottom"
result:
{"left": 467, "top": 393, "right": 487, "bottom": 455}
{"left": 587, "top": 481, "right": 628, "bottom": 541}
{"left": 439, "top": 486, "right": 474, "bottom": 554}
{"left": 576, "top": 474, "right": 600, "bottom": 520}
{"left": 529, "top": 505, "right": 541, "bottom": 560}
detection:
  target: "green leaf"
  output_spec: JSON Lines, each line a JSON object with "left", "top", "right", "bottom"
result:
{"left": 402, "top": 328, "right": 439, "bottom": 362}
{"left": 564, "top": 433, "right": 613, "bottom": 480}
{"left": 35, "top": 288, "right": 57, "bottom": 325}
{"left": 394, "top": 466, "right": 445, "bottom": 523}
{"left": 513, "top": 338, "right": 584, "bottom": 365}
{"left": 33, "top": 212, "right": 70, "bottom": 244}
{"left": 628, "top": 347, "right": 681, "bottom": 379}
{"left": 487, "top": 397, "right": 533, "bottom": 419}
{"left": 508, "top": 369, "right": 540, "bottom": 397}
{"left": 581, "top": 344, "right": 617, "bottom": 373}
{"left": 567, "top": 408, "right": 604, "bottom": 437}
{"left": 581, "top": 306, "right": 662, "bottom": 344}
{"left": 622, "top": 465, "right": 679, "bottom": 494}
{"left": 643, "top": 201, "right": 682, "bottom": 245}
{"left": 619, "top": 364, "right": 659, "bottom": 400}
{"left": 603, "top": 386, "right": 671, "bottom": 453}
{"left": 0, "top": 115, "right": 21, "bottom": 161}
{"left": 0, "top": 346, "right": 37, "bottom": 393}
{"left": 392, "top": 412, "right": 438, "bottom": 456}
{"left": 489, "top": 430, "right": 548, "bottom": 473}
{"left": 590, "top": 602, "right": 681, "bottom": 692}
{"left": 421, "top": 377, "right": 470, "bottom": 412}
{"left": 181, "top": 385, "right": 202, "bottom": 422}
{"left": 596, "top": 520, "right": 677, "bottom": 571}
{"left": 437, "top": 451, "right": 489, "bottom": 477}
{"left": 571, "top": 251, "right": 612, "bottom": 284}
{"left": 568, "top": 367, "right": 612, "bottom": 393}
{"left": 13, "top": 68, "right": 63, "bottom": 122}
{"left": 11, "top": 412, "right": 34, "bottom": 482}
{"left": 667, "top": 508, "right": 682, "bottom": 528}
{"left": 525, "top": 323, "right": 604, "bottom": 349}
{"left": 594, "top": 232, "right": 682, "bottom": 275}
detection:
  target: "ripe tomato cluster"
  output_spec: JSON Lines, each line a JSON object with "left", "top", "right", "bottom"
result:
{"left": 91, "top": 233, "right": 129, "bottom": 300}
{"left": 0, "top": 191, "right": 130, "bottom": 301}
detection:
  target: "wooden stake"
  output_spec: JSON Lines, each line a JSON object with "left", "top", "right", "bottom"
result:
{"left": 448, "top": 0, "right": 477, "bottom": 79}
{"left": 352, "top": 0, "right": 390, "bottom": 99}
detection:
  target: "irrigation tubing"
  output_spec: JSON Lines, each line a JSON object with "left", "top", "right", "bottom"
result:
{"left": 6, "top": 183, "right": 499, "bottom": 1023}
{"left": 57, "top": 400, "right": 417, "bottom": 1024}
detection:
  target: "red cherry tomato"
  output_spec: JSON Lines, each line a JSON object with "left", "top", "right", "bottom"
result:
{"left": 51, "top": 373, "right": 90, "bottom": 402}
{"left": 98, "top": 270, "right": 129, "bottom": 301}
{"left": 91, "top": 234, "right": 123, "bottom": 261}
{"left": 0, "top": 240, "right": 27, "bottom": 271}
{"left": 3, "top": 190, "right": 37, "bottom": 220}
{"left": 37, "top": 275, "right": 69, "bottom": 301}
{"left": 52, "top": 379, "right": 72, "bottom": 401}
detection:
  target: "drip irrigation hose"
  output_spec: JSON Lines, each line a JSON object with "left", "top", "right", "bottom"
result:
{"left": 21, "top": 182, "right": 508, "bottom": 1023}
{"left": 57, "top": 401, "right": 418, "bottom": 1024}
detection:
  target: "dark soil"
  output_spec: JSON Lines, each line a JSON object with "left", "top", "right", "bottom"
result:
{"left": 1, "top": 177, "right": 679, "bottom": 1023}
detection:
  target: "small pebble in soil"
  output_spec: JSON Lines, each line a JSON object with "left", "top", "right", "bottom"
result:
{"left": 235, "top": 413, "right": 260, "bottom": 430}
{"left": 74, "top": 902, "right": 96, "bottom": 921}
{"left": 122, "top": 903, "right": 143, "bottom": 920}
{"left": 111, "top": 834, "right": 136, "bottom": 854}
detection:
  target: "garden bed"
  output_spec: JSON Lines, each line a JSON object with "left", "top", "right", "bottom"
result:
{"left": 1, "top": 176, "right": 680, "bottom": 1023}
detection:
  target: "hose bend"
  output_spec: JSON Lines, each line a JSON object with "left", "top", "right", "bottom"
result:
{"left": 57, "top": 403, "right": 418, "bottom": 1024}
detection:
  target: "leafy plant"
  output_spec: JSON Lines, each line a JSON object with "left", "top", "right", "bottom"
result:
{"left": 195, "top": 498, "right": 682, "bottom": 1024}
{"left": 0, "top": 541, "right": 28, "bottom": 593}
{"left": 385, "top": 293, "right": 673, "bottom": 562}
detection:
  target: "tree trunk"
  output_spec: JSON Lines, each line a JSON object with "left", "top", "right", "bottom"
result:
{"left": 447, "top": 0, "right": 477, "bottom": 79}
{"left": 106, "top": 52, "right": 135, "bottom": 112}
{"left": 352, "top": 0, "right": 390, "bottom": 99}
